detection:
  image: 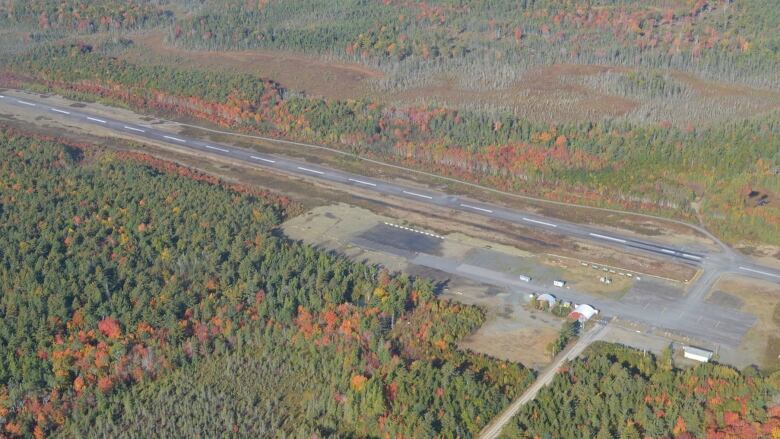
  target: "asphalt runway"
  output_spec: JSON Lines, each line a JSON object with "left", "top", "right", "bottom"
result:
{"left": 1, "top": 90, "right": 777, "bottom": 348}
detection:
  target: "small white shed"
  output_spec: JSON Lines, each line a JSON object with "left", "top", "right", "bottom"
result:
{"left": 683, "top": 346, "right": 713, "bottom": 363}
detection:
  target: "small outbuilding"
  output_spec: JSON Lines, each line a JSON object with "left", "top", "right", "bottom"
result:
{"left": 683, "top": 346, "right": 713, "bottom": 363}
{"left": 568, "top": 303, "right": 598, "bottom": 321}
{"left": 536, "top": 293, "right": 557, "bottom": 307}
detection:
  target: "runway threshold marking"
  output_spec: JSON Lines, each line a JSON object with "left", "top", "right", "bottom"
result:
{"left": 402, "top": 190, "right": 433, "bottom": 200}
{"left": 383, "top": 222, "right": 443, "bottom": 239}
{"left": 589, "top": 233, "right": 626, "bottom": 244}
{"left": 251, "top": 156, "right": 276, "bottom": 163}
{"left": 164, "top": 135, "right": 186, "bottom": 143}
{"left": 87, "top": 116, "right": 106, "bottom": 123}
{"left": 739, "top": 266, "right": 780, "bottom": 278}
{"left": 460, "top": 203, "right": 493, "bottom": 213}
{"left": 522, "top": 217, "right": 558, "bottom": 228}
{"left": 51, "top": 108, "right": 71, "bottom": 115}
{"left": 297, "top": 166, "right": 324, "bottom": 175}
{"left": 123, "top": 126, "right": 145, "bottom": 133}
{"left": 348, "top": 178, "right": 376, "bottom": 187}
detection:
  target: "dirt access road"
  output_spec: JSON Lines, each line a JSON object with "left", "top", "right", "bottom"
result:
{"left": 478, "top": 323, "right": 612, "bottom": 439}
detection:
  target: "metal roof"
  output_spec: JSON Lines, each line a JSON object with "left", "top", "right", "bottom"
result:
{"left": 683, "top": 346, "right": 713, "bottom": 358}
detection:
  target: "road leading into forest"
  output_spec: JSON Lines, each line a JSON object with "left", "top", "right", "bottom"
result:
{"left": 2, "top": 92, "right": 780, "bottom": 289}
{"left": 478, "top": 323, "right": 611, "bottom": 439}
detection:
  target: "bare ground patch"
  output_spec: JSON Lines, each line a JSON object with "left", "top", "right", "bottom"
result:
{"left": 459, "top": 307, "right": 560, "bottom": 370}
{"left": 124, "top": 32, "right": 381, "bottom": 100}
{"left": 386, "top": 64, "right": 638, "bottom": 124}
{"left": 709, "top": 276, "right": 780, "bottom": 371}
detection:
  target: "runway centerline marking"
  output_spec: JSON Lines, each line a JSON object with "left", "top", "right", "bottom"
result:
{"left": 162, "top": 135, "right": 186, "bottom": 143}
{"left": 203, "top": 144, "right": 228, "bottom": 152}
{"left": 739, "top": 266, "right": 780, "bottom": 278}
{"left": 297, "top": 166, "right": 324, "bottom": 175}
{"left": 348, "top": 178, "right": 376, "bottom": 187}
{"left": 460, "top": 203, "right": 493, "bottom": 213}
{"left": 16, "top": 100, "right": 36, "bottom": 106}
{"left": 681, "top": 253, "right": 702, "bottom": 260}
{"left": 250, "top": 156, "right": 276, "bottom": 163}
{"left": 123, "top": 126, "right": 145, "bottom": 133}
{"left": 660, "top": 249, "right": 676, "bottom": 254}
{"left": 86, "top": 116, "right": 107, "bottom": 123}
{"left": 402, "top": 190, "right": 433, "bottom": 200}
{"left": 50, "top": 108, "right": 71, "bottom": 115}
{"left": 589, "top": 233, "right": 626, "bottom": 244}
{"left": 522, "top": 217, "right": 558, "bottom": 228}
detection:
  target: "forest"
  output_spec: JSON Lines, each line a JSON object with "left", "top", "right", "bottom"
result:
{"left": 3, "top": 42, "right": 778, "bottom": 245}
{"left": 500, "top": 342, "right": 780, "bottom": 439}
{"left": 0, "top": 0, "right": 171, "bottom": 34}
{"left": 166, "top": 0, "right": 780, "bottom": 89}
{"left": 0, "top": 129, "right": 532, "bottom": 437}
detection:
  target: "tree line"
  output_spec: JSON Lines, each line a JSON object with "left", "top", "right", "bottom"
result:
{"left": 500, "top": 342, "right": 780, "bottom": 438}
{"left": 0, "top": 129, "right": 531, "bottom": 437}
{"left": 4, "top": 42, "right": 778, "bottom": 245}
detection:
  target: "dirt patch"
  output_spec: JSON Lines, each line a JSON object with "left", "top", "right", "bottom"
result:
{"left": 387, "top": 64, "right": 638, "bottom": 124}
{"left": 124, "top": 32, "right": 381, "bottom": 100}
{"left": 710, "top": 276, "right": 780, "bottom": 371}
{"left": 459, "top": 308, "right": 560, "bottom": 370}
{"left": 706, "top": 291, "right": 745, "bottom": 309}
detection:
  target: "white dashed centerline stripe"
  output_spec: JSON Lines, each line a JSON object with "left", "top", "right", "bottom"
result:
{"left": 297, "top": 166, "right": 324, "bottom": 175}
{"left": 250, "top": 156, "right": 276, "bottom": 163}
{"left": 17, "top": 100, "right": 36, "bottom": 106}
{"left": 123, "top": 126, "right": 145, "bottom": 133}
{"left": 738, "top": 267, "right": 780, "bottom": 278}
{"left": 163, "top": 135, "right": 186, "bottom": 143}
{"left": 402, "top": 190, "right": 433, "bottom": 200}
{"left": 660, "top": 249, "right": 676, "bottom": 255}
{"left": 0, "top": 95, "right": 5, "bottom": 98}
{"left": 87, "top": 117, "right": 106, "bottom": 123}
{"left": 522, "top": 217, "right": 558, "bottom": 228}
{"left": 50, "top": 108, "right": 71, "bottom": 115}
{"left": 348, "top": 178, "right": 377, "bottom": 187}
{"left": 203, "top": 144, "right": 228, "bottom": 152}
{"left": 589, "top": 233, "right": 627, "bottom": 244}
{"left": 681, "top": 253, "right": 702, "bottom": 260}
{"left": 460, "top": 203, "right": 493, "bottom": 213}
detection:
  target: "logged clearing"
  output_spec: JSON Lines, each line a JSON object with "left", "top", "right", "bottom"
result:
{"left": 709, "top": 276, "right": 780, "bottom": 371}
{"left": 387, "top": 64, "right": 638, "bottom": 124}
{"left": 123, "top": 33, "right": 780, "bottom": 127}
{"left": 124, "top": 32, "right": 381, "bottom": 100}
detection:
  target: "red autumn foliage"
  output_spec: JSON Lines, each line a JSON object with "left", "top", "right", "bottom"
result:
{"left": 98, "top": 317, "right": 121, "bottom": 339}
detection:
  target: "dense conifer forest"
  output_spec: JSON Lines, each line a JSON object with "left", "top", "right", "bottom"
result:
{"left": 0, "top": 130, "right": 532, "bottom": 437}
{"left": 500, "top": 343, "right": 780, "bottom": 438}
